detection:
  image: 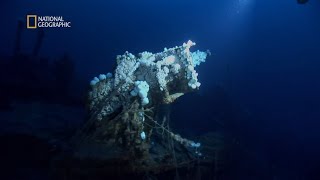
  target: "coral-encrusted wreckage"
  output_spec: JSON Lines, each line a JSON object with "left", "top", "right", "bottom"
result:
{"left": 70, "top": 40, "right": 213, "bottom": 177}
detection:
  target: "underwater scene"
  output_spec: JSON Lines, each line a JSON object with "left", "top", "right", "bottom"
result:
{"left": 0, "top": 0, "right": 319, "bottom": 179}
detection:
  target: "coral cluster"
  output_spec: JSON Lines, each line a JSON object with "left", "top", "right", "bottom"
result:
{"left": 88, "top": 40, "right": 208, "bottom": 118}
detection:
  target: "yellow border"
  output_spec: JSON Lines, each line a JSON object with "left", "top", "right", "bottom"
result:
{"left": 27, "top": 15, "right": 37, "bottom": 29}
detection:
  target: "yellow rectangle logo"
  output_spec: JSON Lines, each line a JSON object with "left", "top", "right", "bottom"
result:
{"left": 27, "top": 15, "right": 37, "bottom": 29}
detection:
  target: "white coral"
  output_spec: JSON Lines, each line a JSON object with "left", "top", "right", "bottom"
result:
{"left": 88, "top": 40, "right": 209, "bottom": 115}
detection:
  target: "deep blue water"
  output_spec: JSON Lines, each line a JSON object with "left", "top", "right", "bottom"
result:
{"left": 1, "top": 0, "right": 320, "bottom": 179}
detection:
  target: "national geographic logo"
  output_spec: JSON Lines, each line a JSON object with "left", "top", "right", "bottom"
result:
{"left": 27, "top": 15, "right": 71, "bottom": 29}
